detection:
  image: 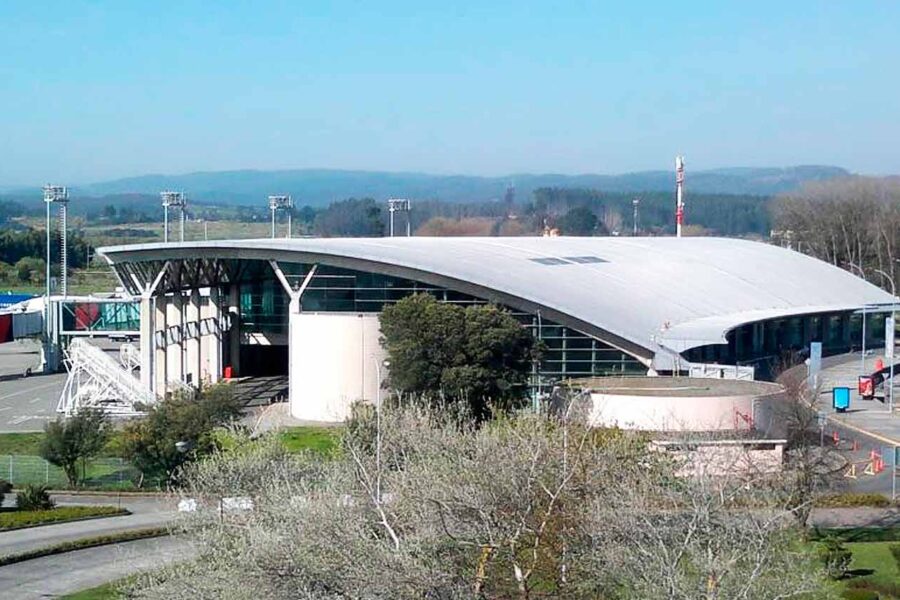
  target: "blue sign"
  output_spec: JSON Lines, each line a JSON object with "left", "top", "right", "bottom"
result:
{"left": 833, "top": 387, "right": 851, "bottom": 412}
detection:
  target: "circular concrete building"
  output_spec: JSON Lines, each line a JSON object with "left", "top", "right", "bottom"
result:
{"left": 577, "top": 377, "right": 786, "bottom": 437}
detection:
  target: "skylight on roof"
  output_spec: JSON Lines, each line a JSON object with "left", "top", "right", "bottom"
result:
{"left": 530, "top": 257, "right": 570, "bottom": 266}
{"left": 529, "top": 256, "right": 607, "bottom": 266}
{"left": 563, "top": 256, "right": 608, "bottom": 264}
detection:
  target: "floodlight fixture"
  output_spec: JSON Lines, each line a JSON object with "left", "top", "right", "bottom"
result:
{"left": 268, "top": 195, "right": 293, "bottom": 238}
{"left": 160, "top": 191, "right": 187, "bottom": 243}
{"left": 387, "top": 198, "right": 411, "bottom": 237}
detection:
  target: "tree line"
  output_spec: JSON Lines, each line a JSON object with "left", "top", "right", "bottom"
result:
{"left": 772, "top": 176, "right": 900, "bottom": 292}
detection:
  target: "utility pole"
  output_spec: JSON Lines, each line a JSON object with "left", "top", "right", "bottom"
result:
{"left": 675, "top": 156, "right": 685, "bottom": 237}
{"left": 268, "top": 195, "right": 293, "bottom": 239}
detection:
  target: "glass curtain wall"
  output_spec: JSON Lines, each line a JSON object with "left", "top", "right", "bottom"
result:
{"left": 237, "top": 262, "right": 645, "bottom": 389}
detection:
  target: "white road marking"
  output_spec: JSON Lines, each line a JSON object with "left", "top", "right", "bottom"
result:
{"left": 7, "top": 415, "right": 51, "bottom": 425}
{"left": 0, "top": 406, "right": 11, "bottom": 412}
{"left": 0, "top": 380, "right": 59, "bottom": 401}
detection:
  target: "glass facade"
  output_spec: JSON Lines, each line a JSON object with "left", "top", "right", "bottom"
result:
{"left": 682, "top": 310, "right": 885, "bottom": 379}
{"left": 60, "top": 301, "right": 141, "bottom": 333}
{"left": 237, "top": 262, "right": 646, "bottom": 391}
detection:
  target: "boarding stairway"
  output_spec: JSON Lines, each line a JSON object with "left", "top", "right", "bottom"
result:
{"left": 57, "top": 338, "right": 156, "bottom": 417}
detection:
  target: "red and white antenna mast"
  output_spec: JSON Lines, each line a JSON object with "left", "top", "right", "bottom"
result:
{"left": 675, "top": 155, "right": 685, "bottom": 237}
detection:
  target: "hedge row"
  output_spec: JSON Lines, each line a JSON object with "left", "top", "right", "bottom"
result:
{"left": 0, "top": 505, "right": 129, "bottom": 531}
{"left": 815, "top": 493, "right": 894, "bottom": 508}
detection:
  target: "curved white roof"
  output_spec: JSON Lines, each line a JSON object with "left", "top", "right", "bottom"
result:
{"left": 99, "top": 236, "right": 894, "bottom": 366}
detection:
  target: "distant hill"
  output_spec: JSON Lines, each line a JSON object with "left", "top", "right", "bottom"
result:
{"left": 60, "top": 165, "right": 850, "bottom": 206}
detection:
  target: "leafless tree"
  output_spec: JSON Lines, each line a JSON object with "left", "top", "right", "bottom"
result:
{"left": 773, "top": 176, "right": 900, "bottom": 290}
{"left": 125, "top": 406, "right": 834, "bottom": 600}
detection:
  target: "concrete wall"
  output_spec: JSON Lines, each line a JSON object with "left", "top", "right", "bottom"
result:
{"left": 651, "top": 440, "right": 786, "bottom": 477}
{"left": 289, "top": 313, "right": 386, "bottom": 422}
{"left": 589, "top": 389, "right": 785, "bottom": 434}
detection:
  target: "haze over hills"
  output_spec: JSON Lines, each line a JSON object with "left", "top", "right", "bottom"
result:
{"left": 42, "top": 165, "right": 851, "bottom": 206}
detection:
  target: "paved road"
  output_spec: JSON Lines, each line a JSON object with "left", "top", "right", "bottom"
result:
{"left": 0, "top": 339, "right": 132, "bottom": 432}
{"left": 0, "top": 494, "right": 175, "bottom": 557}
{"left": 0, "top": 536, "right": 191, "bottom": 599}
{"left": 0, "top": 340, "right": 66, "bottom": 432}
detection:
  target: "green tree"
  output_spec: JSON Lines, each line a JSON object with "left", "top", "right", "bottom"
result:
{"left": 313, "top": 197, "right": 384, "bottom": 237}
{"left": 40, "top": 408, "right": 111, "bottom": 487}
{"left": 556, "top": 205, "right": 599, "bottom": 236}
{"left": 118, "top": 384, "right": 243, "bottom": 486}
{"left": 14, "top": 256, "right": 45, "bottom": 283}
{"left": 379, "top": 294, "right": 535, "bottom": 418}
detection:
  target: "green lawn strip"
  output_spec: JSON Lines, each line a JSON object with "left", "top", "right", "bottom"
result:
{"left": 279, "top": 425, "right": 342, "bottom": 454}
{"left": 59, "top": 581, "right": 120, "bottom": 600}
{"left": 0, "top": 432, "right": 45, "bottom": 456}
{"left": 0, "top": 526, "right": 169, "bottom": 567}
{"left": 840, "top": 541, "right": 900, "bottom": 597}
{"left": 0, "top": 505, "right": 129, "bottom": 531}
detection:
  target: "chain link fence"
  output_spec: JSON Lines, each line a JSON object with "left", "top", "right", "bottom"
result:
{"left": 0, "top": 454, "right": 160, "bottom": 489}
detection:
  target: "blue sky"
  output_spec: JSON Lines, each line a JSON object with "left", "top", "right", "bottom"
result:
{"left": 1, "top": 1, "right": 898, "bottom": 184}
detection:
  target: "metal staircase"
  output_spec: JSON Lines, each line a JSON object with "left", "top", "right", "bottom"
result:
{"left": 57, "top": 338, "right": 156, "bottom": 416}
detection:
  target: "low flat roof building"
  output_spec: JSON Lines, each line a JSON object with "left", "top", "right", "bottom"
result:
{"left": 99, "top": 236, "right": 894, "bottom": 421}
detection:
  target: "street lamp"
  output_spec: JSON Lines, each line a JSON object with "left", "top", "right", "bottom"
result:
{"left": 386, "top": 199, "right": 411, "bottom": 237}
{"left": 161, "top": 192, "right": 187, "bottom": 243}
{"left": 875, "top": 267, "right": 896, "bottom": 415}
{"left": 268, "top": 195, "right": 293, "bottom": 239}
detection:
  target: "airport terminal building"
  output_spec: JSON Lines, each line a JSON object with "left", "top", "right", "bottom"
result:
{"left": 98, "top": 236, "right": 894, "bottom": 421}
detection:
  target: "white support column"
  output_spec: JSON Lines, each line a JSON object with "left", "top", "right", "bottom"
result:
{"left": 154, "top": 295, "right": 168, "bottom": 396}
{"left": 185, "top": 290, "right": 202, "bottom": 387}
{"left": 227, "top": 285, "right": 241, "bottom": 377}
{"left": 139, "top": 295, "right": 155, "bottom": 391}
{"left": 269, "top": 261, "right": 317, "bottom": 414}
{"left": 205, "top": 287, "right": 223, "bottom": 384}
{"left": 166, "top": 292, "right": 184, "bottom": 384}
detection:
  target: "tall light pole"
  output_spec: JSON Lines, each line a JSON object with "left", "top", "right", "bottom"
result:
{"left": 632, "top": 197, "right": 640, "bottom": 236}
{"left": 268, "top": 195, "right": 293, "bottom": 239}
{"left": 675, "top": 156, "right": 685, "bottom": 238}
{"left": 161, "top": 192, "right": 187, "bottom": 243}
{"left": 387, "top": 199, "right": 411, "bottom": 237}
{"left": 875, "top": 267, "right": 896, "bottom": 414}
{"left": 42, "top": 185, "right": 68, "bottom": 372}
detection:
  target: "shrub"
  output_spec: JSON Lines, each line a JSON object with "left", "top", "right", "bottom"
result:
{"left": 816, "top": 493, "right": 892, "bottom": 508}
{"left": 841, "top": 589, "right": 879, "bottom": 600}
{"left": 16, "top": 484, "right": 54, "bottom": 511}
{"left": 817, "top": 536, "right": 853, "bottom": 580}
{"left": 0, "top": 479, "right": 12, "bottom": 506}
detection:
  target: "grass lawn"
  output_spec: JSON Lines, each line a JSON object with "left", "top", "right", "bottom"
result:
{"left": 279, "top": 426, "right": 342, "bottom": 454}
{"left": 839, "top": 541, "right": 900, "bottom": 598}
{"left": 0, "top": 432, "right": 45, "bottom": 456}
{"left": 59, "top": 582, "right": 119, "bottom": 599}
